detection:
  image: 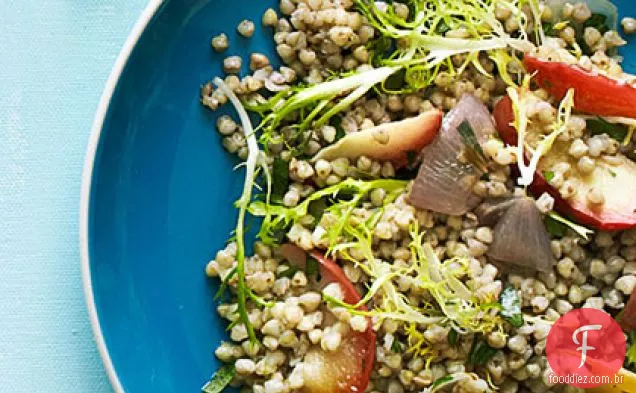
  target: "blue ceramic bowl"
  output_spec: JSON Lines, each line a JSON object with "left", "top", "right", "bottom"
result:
{"left": 81, "top": 1, "right": 636, "bottom": 392}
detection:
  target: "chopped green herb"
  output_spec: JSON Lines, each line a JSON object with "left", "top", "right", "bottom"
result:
{"left": 543, "top": 170, "right": 555, "bottom": 182}
{"left": 435, "top": 20, "right": 451, "bottom": 34}
{"left": 270, "top": 226, "right": 288, "bottom": 245}
{"left": 369, "top": 36, "right": 392, "bottom": 67}
{"left": 499, "top": 286, "right": 523, "bottom": 328}
{"left": 574, "top": 14, "right": 611, "bottom": 55}
{"left": 458, "top": 120, "right": 488, "bottom": 172}
{"left": 331, "top": 116, "right": 346, "bottom": 143}
{"left": 609, "top": 168, "right": 618, "bottom": 178}
{"left": 545, "top": 214, "right": 567, "bottom": 238}
{"left": 271, "top": 157, "right": 290, "bottom": 203}
{"left": 305, "top": 255, "right": 320, "bottom": 280}
{"left": 458, "top": 120, "right": 486, "bottom": 158}
{"left": 382, "top": 68, "right": 407, "bottom": 92}
{"left": 584, "top": 13, "right": 610, "bottom": 34}
{"left": 587, "top": 117, "right": 628, "bottom": 142}
{"left": 467, "top": 338, "right": 498, "bottom": 366}
{"left": 542, "top": 22, "right": 554, "bottom": 36}
{"left": 202, "top": 364, "right": 235, "bottom": 393}
{"left": 448, "top": 329, "right": 459, "bottom": 346}
{"left": 547, "top": 211, "right": 594, "bottom": 240}
{"left": 391, "top": 339, "right": 404, "bottom": 353}
{"left": 431, "top": 375, "right": 454, "bottom": 390}
{"left": 308, "top": 197, "right": 328, "bottom": 223}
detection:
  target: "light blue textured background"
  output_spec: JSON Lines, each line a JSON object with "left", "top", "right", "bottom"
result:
{"left": 0, "top": 2, "right": 147, "bottom": 392}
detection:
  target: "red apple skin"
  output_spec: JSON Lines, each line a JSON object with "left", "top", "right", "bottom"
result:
{"left": 524, "top": 55, "right": 636, "bottom": 118}
{"left": 493, "top": 95, "right": 636, "bottom": 231}
{"left": 279, "top": 245, "right": 376, "bottom": 393}
{"left": 312, "top": 109, "right": 443, "bottom": 168}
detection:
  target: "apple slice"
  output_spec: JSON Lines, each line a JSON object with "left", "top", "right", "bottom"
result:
{"left": 494, "top": 96, "right": 636, "bottom": 230}
{"left": 302, "top": 333, "right": 373, "bottom": 393}
{"left": 278, "top": 246, "right": 376, "bottom": 393}
{"left": 524, "top": 55, "right": 636, "bottom": 119}
{"left": 312, "top": 109, "right": 443, "bottom": 168}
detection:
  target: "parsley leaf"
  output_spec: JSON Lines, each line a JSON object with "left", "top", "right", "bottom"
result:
{"left": 308, "top": 197, "right": 328, "bottom": 223}
{"left": 547, "top": 211, "right": 594, "bottom": 240}
{"left": 543, "top": 22, "right": 554, "bottom": 36}
{"left": 585, "top": 13, "right": 610, "bottom": 34}
{"left": 575, "top": 14, "right": 611, "bottom": 55}
{"left": 545, "top": 214, "right": 567, "bottom": 238}
{"left": 467, "top": 339, "right": 498, "bottom": 366}
{"left": 458, "top": 120, "right": 488, "bottom": 172}
{"left": 448, "top": 329, "right": 459, "bottom": 346}
{"left": 382, "top": 68, "right": 407, "bottom": 92}
{"left": 542, "top": 170, "right": 555, "bottom": 182}
{"left": 331, "top": 116, "right": 346, "bottom": 143}
{"left": 369, "top": 36, "right": 392, "bottom": 67}
{"left": 271, "top": 157, "right": 289, "bottom": 203}
{"left": 436, "top": 20, "right": 451, "bottom": 34}
{"left": 587, "top": 117, "right": 628, "bottom": 142}
{"left": 391, "top": 339, "right": 404, "bottom": 353}
{"left": 499, "top": 286, "right": 523, "bottom": 328}
{"left": 202, "top": 364, "right": 235, "bottom": 393}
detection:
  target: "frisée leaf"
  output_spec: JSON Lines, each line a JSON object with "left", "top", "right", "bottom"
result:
{"left": 202, "top": 364, "right": 235, "bottom": 393}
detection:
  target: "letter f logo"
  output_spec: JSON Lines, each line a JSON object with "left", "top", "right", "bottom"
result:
{"left": 572, "top": 325, "right": 602, "bottom": 368}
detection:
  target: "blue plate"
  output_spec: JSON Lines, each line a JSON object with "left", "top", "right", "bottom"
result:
{"left": 81, "top": 1, "right": 636, "bottom": 392}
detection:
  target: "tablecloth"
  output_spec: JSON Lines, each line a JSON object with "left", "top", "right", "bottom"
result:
{"left": 0, "top": 2, "right": 147, "bottom": 392}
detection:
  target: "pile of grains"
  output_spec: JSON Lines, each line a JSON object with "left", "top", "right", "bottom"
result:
{"left": 199, "top": 1, "right": 636, "bottom": 393}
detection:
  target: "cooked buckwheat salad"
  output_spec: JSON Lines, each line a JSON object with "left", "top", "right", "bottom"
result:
{"left": 199, "top": 1, "right": 636, "bottom": 392}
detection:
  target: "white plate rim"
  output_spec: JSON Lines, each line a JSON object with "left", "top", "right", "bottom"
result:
{"left": 79, "top": 1, "right": 164, "bottom": 392}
